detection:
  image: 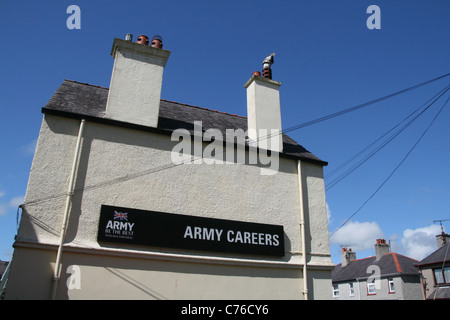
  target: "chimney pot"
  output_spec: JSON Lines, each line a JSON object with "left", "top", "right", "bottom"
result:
{"left": 136, "top": 34, "right": 149, "bottom": 45}
{"left": 125, "top": 33, "right": 133, "bottom": 41}
{"left": 262, "top": 53, "right": 275, "bottom": 80}
{"left": 252, "top": 71, "right": 261, "bottom": 77}
{"left": 151, "top": 35, "right": 163, "bottom": 48}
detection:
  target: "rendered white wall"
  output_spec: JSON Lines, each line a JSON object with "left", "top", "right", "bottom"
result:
{"left": 7, "top": 115, "right": 333, "bottom": 299}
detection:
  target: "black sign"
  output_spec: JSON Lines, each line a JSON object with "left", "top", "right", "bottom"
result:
{"left": 97, "top": 205, "right": 285, "bottom": 257}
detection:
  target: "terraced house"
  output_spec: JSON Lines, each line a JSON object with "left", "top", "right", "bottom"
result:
{"left": 332, "top": 239, "right": 423, "bottom": 300}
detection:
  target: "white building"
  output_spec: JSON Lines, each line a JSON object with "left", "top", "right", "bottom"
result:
{"left": 4, "top": 36, "right": 333, "bottom": 300}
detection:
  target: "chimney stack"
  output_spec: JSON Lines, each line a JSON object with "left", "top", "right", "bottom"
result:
{"left": 244, "top": 71, "right": 283, "bottom": 153}
{"left": 375, "top": 239, "right": 390, "bottom": 260}
{"left": 436, "top": 232, "right": 450, "bottom": 248}
{"left": 341, "top": 248, "right": 356, "bottom": 267}
{"left": 105, "top": 36, "right": 170, "bottom": 128}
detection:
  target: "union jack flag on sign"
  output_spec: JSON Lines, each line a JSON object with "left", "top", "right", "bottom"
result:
{"left": 113, "top": 211, "right": 128, "bottom": 221}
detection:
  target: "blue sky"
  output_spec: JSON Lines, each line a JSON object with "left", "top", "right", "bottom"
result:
{"left": 0, "top": 0, "right": 449, "bottom": 264}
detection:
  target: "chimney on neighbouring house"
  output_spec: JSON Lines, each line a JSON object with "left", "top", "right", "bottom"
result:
{"left": 244, "top": 56, "right": 283, "bottom": 153}
{"left": 436, "top": 232, "right": 450, "bottom": 248}
{"left": 341, "top": 247, "right": 356, "bottom": 267}
{"left": 375, "top": 239, "right": 390, "bottom": 260}
{"left": 105, "top": 35, "right": 170, "bottom": 128}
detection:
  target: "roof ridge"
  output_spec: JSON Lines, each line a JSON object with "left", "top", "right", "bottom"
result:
{"left": 64, "top": 79, "right": 109, "bottom": 90}
{"left": 60, "top": 81, "right": 247, "bottom": 120}
{"left": 338, "top": 252, "right": 418, "bottom": 267}
{"left": 161, "top": 99, "right": 247, "bottom": 119}
{"left": 386, "top": 252, "right": 418, "bottom": 262}
{"left": 352, "top": 256, "right": 375, "bottom": 262}
{"left": 334, "top": 256, "right": 374, "bottom": 267}
{"left": 391, "top": 253, "right": 403, "bottom": 273}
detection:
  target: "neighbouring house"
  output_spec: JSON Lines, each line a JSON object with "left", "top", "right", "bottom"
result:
{"left": 0, "top": 260, "right": 8, "bottom": 280}
{"left": 331, "top": 239, "right": 423, "bottom": 300}
{"left": 416, "top": 232, "right": 450, "bottom": 300}
{"left": 4, "top": 35, "right": 334, "bottom": 299}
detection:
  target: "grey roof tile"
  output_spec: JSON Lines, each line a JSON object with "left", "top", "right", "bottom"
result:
{"left": 416, "top": 242, "right": 450, "bottom": 266}
{"left": 426, "top": 286, "right": 450, "bottom": 300}
{"left": 332, "top": 253, "right": 419, "bottom": 283}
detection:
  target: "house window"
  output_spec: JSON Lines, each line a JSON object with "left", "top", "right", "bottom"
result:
{"left": 434, "top": 266, "right": 450, "bottom": 284}
{"left": 388, "top": 278, "right": 395, "bottom": 293}
{"left": 349, "top": 282, "right": 355, "bottom": 296}
{"left": 367, "top": 279, "right": 376, "bottom": 295}
{"left": 332, "top": 284, "right": 339, "bottom": 297}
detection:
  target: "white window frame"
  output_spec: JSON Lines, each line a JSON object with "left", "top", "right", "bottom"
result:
{"left": 367, "top": 279, "right": 376, "bottom": 295}
{"left": 388, "top": 278, "right": 395, "bottom": 293}
{"left": 349, "top": 282, "right": 355, "bottom": 296}
{"left": 332, "top": 284, "right": 339, "bottom": 298}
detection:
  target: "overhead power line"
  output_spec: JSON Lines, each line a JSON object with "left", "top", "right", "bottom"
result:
{"left": 330, "top": 94, "right": 450, "bottom": 237}
{"left": 282, "top": 73, "right": 450, "bottom": 134}
{"left": 252, "top": 73, "right": 450, "bottom": 144}
{"left": 325, "top": 85, "right": 450, "bottom": 190}
{"left": 20, "top": 74, "right": 450, "bottom": 209}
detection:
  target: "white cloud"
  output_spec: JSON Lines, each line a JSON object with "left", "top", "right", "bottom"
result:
{"left": 326, "top": 202, "right": 332, "bottom": 225}
{"left": 8, "top": 195, "right": 24, "bottom": 208}
{"left": 20, "top": 138, "right": 37, "bottom": 156}
{"left": 401, "top": 224, "right": 441, "bottom": 260}
{"left": 0, "top": 192, "right": 24, "bottom": 216}
{"left": 0, "top": 204, "right": 6, "bottom": 216}
{"left": 0, "top": 191, "right": 5, "bottom": 216}
{"left": 330, "top": 220, "right": 384, "bottom": 252}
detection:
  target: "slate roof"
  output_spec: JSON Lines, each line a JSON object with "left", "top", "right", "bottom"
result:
{"left": 426, "top": 286, "right": 450, "bottom": 300}
{"left": 332, "top": 253, "right": 420, "bottom": 283}
{"left": 0, "top": 260, "right": 9, "bottom": 279}
{"left": 42, "top": 79, "right": 327, "bottom": 165}
{"left": 416, "top": 242, "right": 450, "bottom": 267}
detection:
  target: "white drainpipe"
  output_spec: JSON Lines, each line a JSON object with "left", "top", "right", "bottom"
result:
{"left": 50, "top": 119, "right": 86, "bottom": 300}
{"left": 297, "top": 160, "right": 308, "bottom": 300}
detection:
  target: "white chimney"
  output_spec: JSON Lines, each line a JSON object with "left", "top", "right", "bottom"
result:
{"left": 105, "top": 37, "right": 170, "bottom": 127}
{"left": 244, "top": 74, "right": 283, "bottom": 153}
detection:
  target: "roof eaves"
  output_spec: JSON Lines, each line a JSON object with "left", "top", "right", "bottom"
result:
{"left": 41, "top": 107, "right": 327, "bottom": 165}
{"left": 42, "top": 80, "right": 328, "bottom": 166}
